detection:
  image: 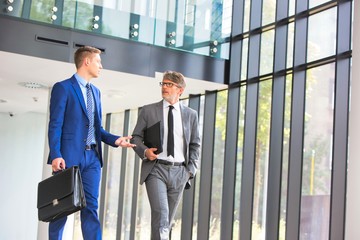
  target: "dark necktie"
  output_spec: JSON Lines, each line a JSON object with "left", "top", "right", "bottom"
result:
{"left": 167, "top": 105, "right": 174, "bottom": 157}
{"left": 86, "top": 83, "right": 94, "bottom": 146}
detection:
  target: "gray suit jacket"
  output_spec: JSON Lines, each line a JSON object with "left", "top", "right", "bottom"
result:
{"left": 131, "top": 100, "right": 201, "bottom": 188}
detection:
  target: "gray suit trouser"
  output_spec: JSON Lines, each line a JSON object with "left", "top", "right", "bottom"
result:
{"left": 145, "top": 162, "right": 189, "bottom": 240}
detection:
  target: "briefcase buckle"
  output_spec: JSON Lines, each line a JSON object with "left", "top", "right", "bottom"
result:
{"left": 52, "top": 199, "right": 59, "bottom": 206}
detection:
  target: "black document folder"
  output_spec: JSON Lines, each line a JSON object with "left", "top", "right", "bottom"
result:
{"left": 144, "top": 122, "right": 163, "bottom": 154}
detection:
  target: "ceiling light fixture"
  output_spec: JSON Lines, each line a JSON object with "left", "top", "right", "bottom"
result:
{"left": 0, "top": 99, "right": 7, "bottom": 103}
{"left": 18, "top": 82, "right": 47, "bottom": 89}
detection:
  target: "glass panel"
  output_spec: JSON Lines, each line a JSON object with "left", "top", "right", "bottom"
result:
{"left": 192, "top": 95, "right": 205, "bottom": 240}
{"left": 30, "top": 0, "right": 55, "bottom": 23}
{"left": 300, "top": 63, "right": 334, "bottom": 239}
{"left": 279, "top": 74, "right": 293, "bottom": 240}
{"left": 259, "top": 29, "right": 275, "bottom": 76}
{"left": 5, "top": 0, "right": 232, "bottom": 59}
{"left": 135, "top": 178, "right": 152, "bottom": 239}
{"left": 287, "top": 22, "right": 295, "bottom": 69}
{"left": 103, "top": 112, "right": 125, "bottom": 239}
{"left": 289, "top": 0, "right": 296, "bottom": 16}
{"left": 120, "top": 111, "right": 138, "bottom": 240}
{"left": 222, "top": 0, "right": 233, "bottom": 38}
{"left": 307, "top": 8, "right": 337, "bottom": 63}
{"left": 309, "top": 0, "right": 332, "bottom": 9}
{"left": 262, "top": 0, "right": 276, "bottom": 26}
{"left": 251, "top": 79, "right": 272, "bottom": 239}
{"left": 208, "top": 90, "right": 227, "bottom": 239}
{"left": 241, "top": 38, "right": 249, "bottom": 80}
{"left": 101, "top": 8, "right": 130, "bottom": 39}
{"left": 63, "top": 0, "right": 76, "bottom": 28}
{"left": 74, "top": 1, "right": 95, "bottom": 31}
{"left": 243, "top": 0, "right": 251, "bottom": 33}
{"left": 233, "top": 86, "right": 246, "bottom": 239}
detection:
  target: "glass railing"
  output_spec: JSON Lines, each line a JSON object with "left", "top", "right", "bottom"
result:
{"left": 2, "top": 0, "right": 232, "bottom": 59}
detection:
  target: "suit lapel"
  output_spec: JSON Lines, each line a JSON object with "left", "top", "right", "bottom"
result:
{"left": 70, "top": 76, "right": 87, "bottom": 116}
{"left": 155, "top": 101, "right": 164, "bottom": 143}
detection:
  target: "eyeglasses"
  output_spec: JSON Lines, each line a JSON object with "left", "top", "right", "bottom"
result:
{"left": 159, "top": 82, "right": 179, "bottom": 88}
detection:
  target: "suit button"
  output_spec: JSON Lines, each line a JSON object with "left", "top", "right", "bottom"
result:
{"left": 83, "top": 139, "right": 86, "bottom": 142}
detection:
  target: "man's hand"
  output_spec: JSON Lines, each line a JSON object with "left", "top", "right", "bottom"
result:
{"left": 115, "top": 136, "right": 136, "bottom": 148}
{"left": 52, "top": 158, "right": 66, "bottom": 172}
{"left": 145, "top": 148, "right": 159, "bottom": 161}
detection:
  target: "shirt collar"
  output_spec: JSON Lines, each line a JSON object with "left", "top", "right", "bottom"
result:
{"left": 163, "top": 100, "right": 180, "bottom": 111}
{"left": 74, "top": 73, "right": 88, "bottom": 88}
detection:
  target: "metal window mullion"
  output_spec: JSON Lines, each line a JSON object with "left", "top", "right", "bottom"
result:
{"left": 99, "top": 113, "right": 111, "bottom": 232}
{"left": 229, "top": 0, "right": 245, "bottom": 85}
{"left": 239, "top": 0, "right": 262, "bottom": 237}
{"left": 329, "top": 1, "right": 352, "bottom": 239}
{"left": 220, "top": 87, "right": 240, "bottom": 240}
{"left": 197, "top": 91, "right": 217, "bottom": 240}
{"left": 240, "top": 81, "right": 259, "bottom": 240}
{"left": 129, "top": 109, "right": 142, "bottom": 240}
{"left": 181, "top": 94, "right": 201, "bottom": 240}
{"left": 116, "top": 110, "right": 130, "bottom": 240}
{"left": 286, "top": 0, "right": 308, "bottom": 237}
{"left": 266, "top": 0, "right": 289, "bottom": 235}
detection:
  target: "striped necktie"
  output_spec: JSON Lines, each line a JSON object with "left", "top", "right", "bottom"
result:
{"left": 86, "top": 83, "right": 94, "bottom": 146}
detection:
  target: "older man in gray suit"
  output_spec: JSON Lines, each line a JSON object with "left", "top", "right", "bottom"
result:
{"left": 131, "top": 71, "right": 201, "bottom": 240}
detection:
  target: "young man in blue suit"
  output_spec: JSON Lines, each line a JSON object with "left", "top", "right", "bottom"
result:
{"left": 47, "top": 46, "right": 135, "bottom": 240}
{"left": 131, "top": 71, "right": 201, "bottom": 240}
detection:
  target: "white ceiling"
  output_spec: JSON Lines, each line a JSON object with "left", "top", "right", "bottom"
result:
{"left": 0, "top": 51, "right": 227, "bottom": 116}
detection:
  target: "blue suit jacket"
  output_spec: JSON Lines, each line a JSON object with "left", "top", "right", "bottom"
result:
{"left": 48, "top": 75, "right": 119, "bottom": 167}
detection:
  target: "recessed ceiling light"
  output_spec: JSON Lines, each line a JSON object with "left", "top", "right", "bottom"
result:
{"left": 0, "top": 99, "right": 7, "bottom": 103}
{"left": 18, "top": 82, "right": 47, "bottom": 89}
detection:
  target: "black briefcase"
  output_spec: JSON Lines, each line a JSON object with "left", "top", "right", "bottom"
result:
{"left": 37, "top": 166, "right": 86, "bottom": 222}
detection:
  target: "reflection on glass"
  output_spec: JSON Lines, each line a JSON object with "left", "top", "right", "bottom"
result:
{"left": 251, "top": 80, "right": 272, "bottom": 239}
{"left": 287, "top": 23, "right": 295, "bottom": 69}
{"left": 103, "top": 112, "right": 124, "bottom": 239}
{"left": 101, "top": 8, "right": 130, "bottom": 39}
{"left": 73, "top": 2, "right": 94, "bottom": 31}
{"left": 11, "top": 0, "right": 232, "bottom": 59}
{"left": 244, "top": 0, "right": 251, "bottom": 33}
{"left": 262, "top": 0, "right": 276, "bottom": 26}
{"left": 260, "top": 30, "right": 275, "bottom": 76}
{"left": 233, "top": 86, "right": 246, "bottom": 239}
{"left": 289, "top": 0, "right": 296, "bottom": 16}
{"left": 135, "top": 182, "right": 152, "bottom": 239}
{"left": 307, "top": 8, "right": 337, "bottom": 63}
{"left": 30, "top": 0, "right": 55, "bottom": 23}
{"left": 120, "top": 111, "right": 138, "bottom": 240}
{"left": 279, "top": 74, "right": 292, "bottom": 240}
{"left": 63, "top": 0, "right": 76, "bottom": 28}
{"left": 300, "top": 64, "right": 334, "bottom": 239}
{"left": 207, "top": 90, "right": 227, "bottom": 239}
{"left": 309, "top": 0, "right": 332, "bottom": 9}
{"left": 192, "top": 96, "right": 205, "bottom": 240}
{"left": 241, "top": 38, "right": 249, "bottom": 81}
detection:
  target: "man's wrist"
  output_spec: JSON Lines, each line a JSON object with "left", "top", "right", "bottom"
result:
{"left": 143, "top": 148, "right": 148, "bottom": 159}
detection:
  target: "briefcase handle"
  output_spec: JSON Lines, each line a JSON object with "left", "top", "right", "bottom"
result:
{"left": 52, "top": 167, "right": 66, "bottom": 175}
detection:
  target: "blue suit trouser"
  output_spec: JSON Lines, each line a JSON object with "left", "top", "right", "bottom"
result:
{"left": 49, "top": 149, "right": 102, "bottom": 240}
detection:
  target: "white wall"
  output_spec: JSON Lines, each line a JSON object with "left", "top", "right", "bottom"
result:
{"left": 345, "top": 1, "right": 360, "bottom": 239}
{"left": 0, "top": 112, "right": 48, "bottom": 240}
